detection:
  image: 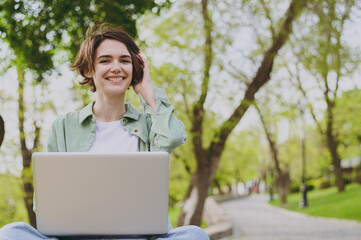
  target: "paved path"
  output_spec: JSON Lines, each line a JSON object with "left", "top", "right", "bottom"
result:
{"left": 219, "top": 194, "right": 361, "bottom": 240}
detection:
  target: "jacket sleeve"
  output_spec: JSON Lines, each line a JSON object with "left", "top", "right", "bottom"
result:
{"left": 46, "top": 120, "right": 59, "bottom": 152}
{"left": 139, "top": 87, "right": 187, "bottom": 153}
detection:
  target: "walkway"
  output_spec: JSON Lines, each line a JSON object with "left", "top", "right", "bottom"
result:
{"left": 220, "top": 194, "right": 361, "bottom": 240}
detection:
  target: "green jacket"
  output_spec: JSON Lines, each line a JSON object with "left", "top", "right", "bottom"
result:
{"left": 46, "top": 87, "right": 187, "bottom": 153}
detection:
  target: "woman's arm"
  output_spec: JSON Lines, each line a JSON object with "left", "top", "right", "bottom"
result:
{"left": 139, "top": 87, "right": 187, "bottom": 153}
{"left": 133, "top": 54, "right": 186, "bottom": 153}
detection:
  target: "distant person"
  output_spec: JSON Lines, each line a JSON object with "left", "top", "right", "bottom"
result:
{"left": 0, "top": 23, "right": 209, "bottom": 240}
{"left": 0, "top": 115, "right": 4, "bottom": 147}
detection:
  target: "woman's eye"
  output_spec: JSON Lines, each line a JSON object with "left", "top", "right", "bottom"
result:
{"left": 99, "top": 60, "right": 109, "bottom": 63}
{"left": 122, "top": 60, "right": 131, "bottom": 63}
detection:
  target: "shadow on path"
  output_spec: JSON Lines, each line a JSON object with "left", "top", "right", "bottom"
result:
{"left": 220, "top": 194, "right": 361, "bottom": 240}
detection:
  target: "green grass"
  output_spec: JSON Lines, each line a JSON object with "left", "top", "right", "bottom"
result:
{"left": 270, "top": 183, "right": 361, "bottom": 222}
{"left": 168, "top": 206, "right": 208, "bottom": 228}
{"left": 169, "top": 206, "right": 182, "bottom": 227}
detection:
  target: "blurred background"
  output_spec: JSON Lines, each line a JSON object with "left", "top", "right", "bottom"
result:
{"left": 0, "top": 0, "right": 360, "bottom": 232}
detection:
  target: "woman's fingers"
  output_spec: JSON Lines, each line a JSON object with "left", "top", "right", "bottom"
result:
{"left": 137, "top": 53, "right": 148, "bottom": 69}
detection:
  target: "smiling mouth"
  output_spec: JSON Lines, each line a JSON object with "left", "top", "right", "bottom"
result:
{"left": 106, "top": 77, "right": 126, "bottom": 81}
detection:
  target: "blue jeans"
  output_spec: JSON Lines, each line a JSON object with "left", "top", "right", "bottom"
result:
{"left": 0, "top": 222, "right": 210, "bottom": 240}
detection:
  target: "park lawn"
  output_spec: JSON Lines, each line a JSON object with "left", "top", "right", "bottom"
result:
{"left": 270, "top": 183, "right": 361, "bottom": 222}
{"left": 168, "top": 206, "right": 208, "bottom": 229}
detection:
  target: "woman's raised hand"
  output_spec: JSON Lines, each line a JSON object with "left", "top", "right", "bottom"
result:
{"left": 133, "top": 54, "right": 156, "bottom": 110}
{"left": 133, "top": 54, "right": 152, "bottom": 95}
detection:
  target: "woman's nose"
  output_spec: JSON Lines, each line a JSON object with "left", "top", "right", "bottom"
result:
{"left": 110, "top": 61, "right": 122, "bottom": 72}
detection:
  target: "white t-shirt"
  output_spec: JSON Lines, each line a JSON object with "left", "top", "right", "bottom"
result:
{"left": 88, "top": 121, "right": 147, "bottom": 240}
{"left": 88, "top": 120, "right": 139, "bottom": 152}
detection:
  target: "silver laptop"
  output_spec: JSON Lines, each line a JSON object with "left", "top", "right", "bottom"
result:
{"left": 32, "top": 152, "right": 169, "bottom": 238}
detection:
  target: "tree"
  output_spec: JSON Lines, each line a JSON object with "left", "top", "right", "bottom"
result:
{"left": 254, "top": 101, "right": 291, "bottom": 204}
{"left": 175, "top": 0, "right": 308, "bottom": 226}
{"left": 139, "top": 0, "right": 307, "bottom": 226}
{"left": 0, "top": 0, "right": 56, "bottom": 226}
{"left": 290, "top": 0, "right": 360, "bottom": 192}
{"left": 213, "top": 130, "right": 261, "bottom": 194}
{"left": 0, "top": 0, "right": 169, "bottom": 226}
{"left": 39, "top": 0, "right": 170, "bottom": 60}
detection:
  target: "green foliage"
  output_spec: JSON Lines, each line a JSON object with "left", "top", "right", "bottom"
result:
{"left": 298, "top": 1, "right": 360, "bottom": 79}
{"left": 320, "top": 181, "right": 331, "bottom": 189}
{"left": 288, "top": 182, "right": 300, "bottom": 193}
{"left": 353, "top": 164, "right": 361, "bottom": 184}
{"left": 277, "top": 120, "right": 332, "bottom": 185}
{"left": 0, "top": 0, "right": 55, "bottom": 78}
{"left": 0, "top": 0, "right": 170, "bottom": 75}
{"left": 46, "top": 0, "right": 170, "bottom": 60}
{"left": 168, "top": 205, "right": 182, "bottom": 227}
{"left": 168, "top": 145, "right": 194, "bottom": 207}
{"left": 308, "top": 177, "right": 331, "bottom": 189}
{"left": 144, "top": 60, "right": 198, "bottom": 207}
{"left": 0, "top": 173, "right": 28, "bottom": 227}
{"left": 334, "top": 89, "right": 361, "bottom": 158}
{"left": 288, "top": 182, "right": 315, "bottom": 193}
{"left": 71, "top": 83, "right": 94, "bottom": 109}
{"left": 306, "top": 184, "right": 315, "bottom": 191}
{"left": 215, "top": 130, "right": 262, "bottom": 188}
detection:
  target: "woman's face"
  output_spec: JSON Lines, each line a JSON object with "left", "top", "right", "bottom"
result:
{"left": 92, "top": 39, "right": 133, "bottom": 98}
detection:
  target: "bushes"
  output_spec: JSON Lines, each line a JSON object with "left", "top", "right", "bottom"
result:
{"left": 320, "top": 181, "right": 331, "bottom": 189}
{"left": 288, "top": 182, "right": 315, "bottom": 193}
{"left": 355, "top": 174, "right": 361, "bottom": 184}
{"left": 289, "top": 183, "right": 300, "bottom": 193}
{"left": 353, "top": 163, "right": 361, "bottom": 184}
{"left": 343, "top": 176, "right": 352, "bottom": 185}
{"left": 306, "top": 184, "right": 315, "bottom": 191}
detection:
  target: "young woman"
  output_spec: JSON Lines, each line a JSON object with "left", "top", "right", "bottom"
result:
{"left": 0, "top": 24, "right": 209, "bottom": 240}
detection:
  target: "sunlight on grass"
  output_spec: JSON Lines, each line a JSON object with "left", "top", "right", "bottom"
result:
{"left": 270, "top": 183, "right": 361, "bottom": 222}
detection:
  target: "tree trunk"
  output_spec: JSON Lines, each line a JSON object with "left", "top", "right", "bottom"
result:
{"left": 213, "top": 178, "right": 224, "bottom": 195}
{"left": 276, "top": 171, "right": 290, "bottom": 204}
{"left": 0, "top": 115, "right": 4, "bottom": 147}
{"left": 22, "top": 152, "right": 36, "bottom": 227}
{"left": 178, "top": 162, "right": 213, "bottom": 226}
{"left": 17, "top": 65, "right": 37, "bottom": 227}
{"left": 255, "top": 102, "right": 290, "bottom": 204}
{"left": 326, "top": 103, "right": 344, "bottom": 192}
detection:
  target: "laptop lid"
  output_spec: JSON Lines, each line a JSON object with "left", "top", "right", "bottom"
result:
{"left": 32, "top": 152, "right": 169, "bottom": 238}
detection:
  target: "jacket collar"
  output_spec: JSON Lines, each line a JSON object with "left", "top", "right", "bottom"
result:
{"left": 79, "top": 101, "right": 140, "bottom": 124}
{"left": 123, "top": 103, "right": 140, "bottom": 120}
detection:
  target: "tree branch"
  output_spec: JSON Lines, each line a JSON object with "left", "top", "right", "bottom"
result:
{"left": 17, "top": 64, "right": 29, "bottom": 157}
{"left": 260, "top": 0, "right": 276, "bottom": 40}
{"left": 284, "top": 54, "right": 325, "bottom": 135}
{"left": 180, "top": 76, "right": 192, "bottom": 119}
{"left": 210, "top": 0, "right": 308, "bottom": 156}
{"left": 199, "top": 0, "right": 213, "bottom": 107}
{"left": 190, "top": 0, "right": 214, "bottom": 160}
{"left": 253, "top": 101, "right": 282, "bottom": 175}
